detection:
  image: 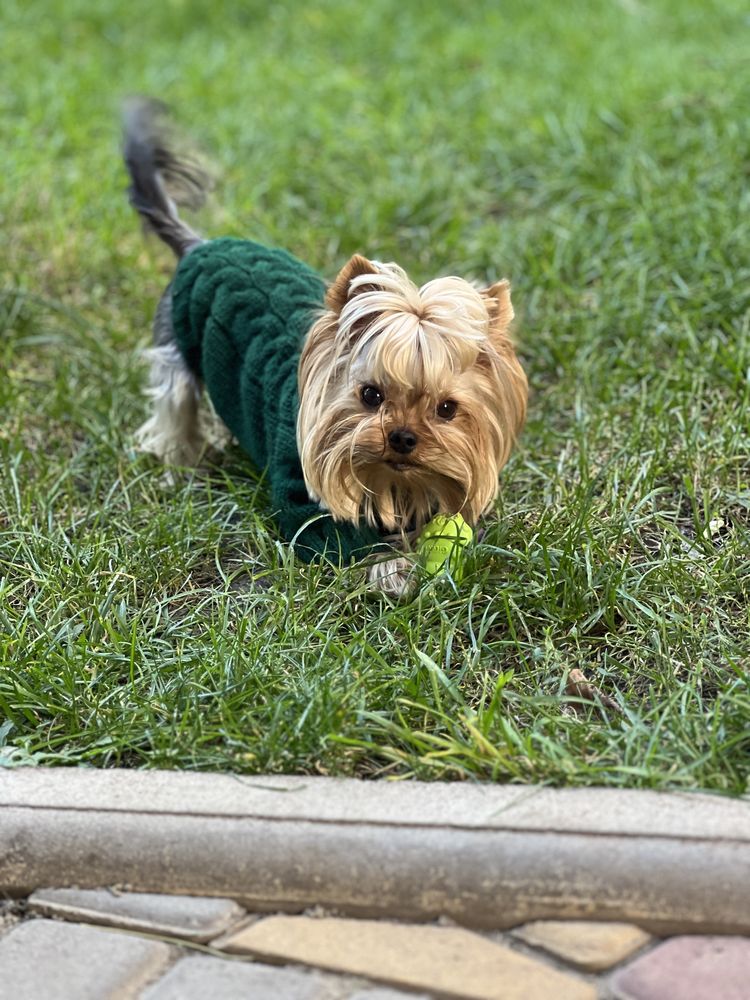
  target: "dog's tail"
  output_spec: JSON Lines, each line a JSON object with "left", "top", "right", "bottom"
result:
{"left": 122, "top": 97, "right": 213, "bottom": 258}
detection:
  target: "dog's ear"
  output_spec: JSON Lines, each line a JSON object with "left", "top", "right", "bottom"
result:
{"left": 326, "top": 254, "right": 380, "bottom": 313}
{"left": 481, "top": 279, "right": 514, "bottom": 340}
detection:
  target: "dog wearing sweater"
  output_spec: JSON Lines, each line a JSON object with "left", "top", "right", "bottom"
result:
{"left": 124, "top": 100, "right": 528, "bottom": 596}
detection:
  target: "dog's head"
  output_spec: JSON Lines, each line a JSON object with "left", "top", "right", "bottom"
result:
{"left": 297, "top": 255, "right": 527, "bottom": 534}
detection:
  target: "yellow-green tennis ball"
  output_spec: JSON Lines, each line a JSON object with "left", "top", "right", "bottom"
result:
{"left": 417, "top": 514, "right": 474, "bottom": 581}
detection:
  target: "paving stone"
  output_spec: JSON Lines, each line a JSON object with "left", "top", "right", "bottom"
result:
{"left": 0, "top": 918, "right": 173, "bottom": 1000}
{"left": 611, "top": 935, "right": 750, "bottom": 1000}
{"left": 218, "top": 915, "right": 597, "bottom": 1000}
{"left": 28, "top": 887, "right": 244, "bottom": 943}
{"left": 513, "top": 919, "right": 652, "bottom": 971}
{"left": 141, "top": 954, "right": 340, "bottom": 1000}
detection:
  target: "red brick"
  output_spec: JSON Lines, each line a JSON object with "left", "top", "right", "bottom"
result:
{"left": 612, "top": 936, "right": 750, "bottom": 1000}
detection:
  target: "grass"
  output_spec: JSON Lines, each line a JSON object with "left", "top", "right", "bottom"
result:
{"left": 1, "top": 0, "right": 749, "bottom": 790}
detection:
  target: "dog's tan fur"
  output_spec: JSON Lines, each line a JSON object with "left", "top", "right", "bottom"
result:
{"left": 298, "top": 256, "right": 527, "bottom": 539}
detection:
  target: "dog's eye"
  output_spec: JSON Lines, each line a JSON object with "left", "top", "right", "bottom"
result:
{"left": 437, "top": 399, "right": 458, "bottom": 420}
{"left": 361, "top": 384, "right": 384, "bottom": 409}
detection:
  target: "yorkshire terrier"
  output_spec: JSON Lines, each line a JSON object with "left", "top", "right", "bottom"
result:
{"left": 123, "top": 99, "right": 527, "bottom": 596}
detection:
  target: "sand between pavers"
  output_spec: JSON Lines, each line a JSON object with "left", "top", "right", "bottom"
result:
{"left": 218, "top": 915, "right": 597, "bottom": 1000}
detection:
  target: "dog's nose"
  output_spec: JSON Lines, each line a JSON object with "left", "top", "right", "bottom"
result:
{"left": 388, "top": 428, "right": 418, "bottom": 454}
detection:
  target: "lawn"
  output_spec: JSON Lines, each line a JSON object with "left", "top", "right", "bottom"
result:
{"left": 1, "top": 0, "right": 749, "bottom": 790}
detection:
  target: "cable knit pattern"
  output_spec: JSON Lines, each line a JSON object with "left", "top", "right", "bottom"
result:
{"left": 171, "top": 238, "right": 384, "bottom": 564}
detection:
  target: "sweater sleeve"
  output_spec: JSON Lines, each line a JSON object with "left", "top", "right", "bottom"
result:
{"left": 268, "top": 402, "right": 387, "bottom": 565}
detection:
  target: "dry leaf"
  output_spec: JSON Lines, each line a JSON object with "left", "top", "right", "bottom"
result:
{"left": 565, "top": 669, "right": 622, "bottom": 715}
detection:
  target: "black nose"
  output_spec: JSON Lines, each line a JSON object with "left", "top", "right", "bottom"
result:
{"left": 388, "top": 428, "right": 418, "bottom": 454}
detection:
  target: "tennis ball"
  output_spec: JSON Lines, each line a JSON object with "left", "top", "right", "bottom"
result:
{"left": 417, "top": 514, "right": 474, "bottom": 582}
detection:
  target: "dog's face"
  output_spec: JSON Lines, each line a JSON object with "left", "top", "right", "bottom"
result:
{"left": 297, "top": 255, "right": 527, "bottom": 534}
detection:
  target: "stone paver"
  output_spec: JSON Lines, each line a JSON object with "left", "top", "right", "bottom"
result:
{"left": 610, "top": 935, "right": 750, "bottom": 1000}
{"left": 513, "top": 919, "right": 652, "bottom": 971}
{"left": 141, "top": 954, "right": 345, "bottom": 1000}
{"left": 28, "top": 887, "right": 244, "bottom": 943}
{"left": 0, "top": 918, "right": 173, "bottom": 1000}
{"left": 219, "top": 915, "right": 597, "bottom": 1000}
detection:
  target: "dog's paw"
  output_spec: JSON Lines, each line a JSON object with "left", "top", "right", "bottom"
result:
{"left": 367, "top": 555, "right": 418, "bottom": 600}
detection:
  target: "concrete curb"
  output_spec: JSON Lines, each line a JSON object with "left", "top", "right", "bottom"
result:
{"left": 1, "top": 769, "right": 748, "bottom": 935}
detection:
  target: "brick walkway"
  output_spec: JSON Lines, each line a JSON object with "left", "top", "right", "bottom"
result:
{"left": 2, "top": 889, "right": 749, "bottom": 999}
{"left": 2, "top": 770, "right": 748, "bottom": 998}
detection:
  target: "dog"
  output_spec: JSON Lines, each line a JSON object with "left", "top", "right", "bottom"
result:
{"left": 123, "top": 99, "right": 527, "bottom": 596}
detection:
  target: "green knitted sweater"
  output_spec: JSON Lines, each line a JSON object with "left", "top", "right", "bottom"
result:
{"left": 171, "top": 238, "right": 384, "bottom": 564}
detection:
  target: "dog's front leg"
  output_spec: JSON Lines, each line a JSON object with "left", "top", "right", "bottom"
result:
{"left": 367, "top": 555, "right": 418, "bottom": 599}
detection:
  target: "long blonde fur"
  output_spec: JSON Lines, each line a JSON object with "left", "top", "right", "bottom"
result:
{"left": 297, "top": 258, "right": 527, "bottom": 535}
